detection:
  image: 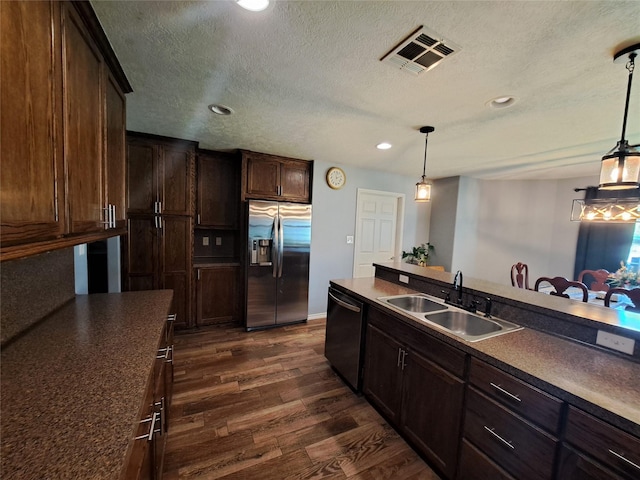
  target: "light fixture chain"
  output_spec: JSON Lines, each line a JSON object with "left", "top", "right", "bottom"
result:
{"left": 422, "top": 132, "right": 429, "bottom": 178}
{"left": 620, "top": 52, "right": 636, "bottom": 143}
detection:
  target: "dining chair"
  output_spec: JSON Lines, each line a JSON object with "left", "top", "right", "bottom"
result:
{"left": 577, "top": 269, "right": 610, "bottom": 292}
{"left": 604, "top": 287, "right": 640, "bottom": 312}
{"left": 510, "top": 262, "right": 531, "bottom": 289}
{"left": 534, "top": 276, "right": 589, "bottom": 302}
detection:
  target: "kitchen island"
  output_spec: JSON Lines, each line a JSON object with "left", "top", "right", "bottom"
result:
{"left": 1, "top": 290, "right": 173, "bottom": 479}
{"left": 329, "top": 262, "right": 640, "bottom": 479}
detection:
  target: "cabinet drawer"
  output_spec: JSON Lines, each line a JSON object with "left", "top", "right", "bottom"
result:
{"left": 565, "top": 406, "right": 640, "bottom": 479}
{"left": 469, "top": 357, "right": 562, "bottom": 434}
{"left": 557, "top": 445, "right": 625, "bottom": 480}
{"left": 464, "top": 387, "right": 558, "bottom": 480}
{"left": 368, "top": 306, "right": 466, "bottom": 377}
{"left": 458, "top": 439, "right": 515, "bottom": 480}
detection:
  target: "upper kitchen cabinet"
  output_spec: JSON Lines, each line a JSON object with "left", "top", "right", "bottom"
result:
{"left": 127, "top": 133, "right": 197, "bottom": 217}
{"left": 1, "top": 1, "right": 65, "bottom": 247}
{"left": 241, "top": 150, "right": 313, "bottom": 203}
{"left": 0, "top": 0, "right": 132, "bottom": 259}
{"left": 197, "top": 150, "right": 240, "bottom": 228}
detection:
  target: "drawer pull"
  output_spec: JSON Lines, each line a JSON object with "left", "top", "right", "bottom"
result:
{"left": 490, "top": 382, "right": 521, "bottom": 402}
{"left": 609, "top": 449, "right": 640, "bottom": 471}
{"left": 397, "top": 348, "right": 402, "bottom": 367}
{"left": 135, "top": 411, "right": 159, "bottom": 441}
{"left": 484, "top": 426, "right": 515, "bottom": 450}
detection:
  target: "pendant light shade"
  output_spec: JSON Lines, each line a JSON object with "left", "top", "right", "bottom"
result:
{"left": 598, "top": 43, "right": 640, "bottom": 190}
{"left": 415, "top": 126, "right": 434, "bottom": 202}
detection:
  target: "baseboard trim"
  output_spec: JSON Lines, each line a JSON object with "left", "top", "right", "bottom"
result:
{"left": 308, "top": 313, "right": 327, "bottom": 321}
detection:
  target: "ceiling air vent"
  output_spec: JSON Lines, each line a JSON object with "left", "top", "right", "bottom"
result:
{"left": 381, "top": 26, "right": 461, "bottom": 75}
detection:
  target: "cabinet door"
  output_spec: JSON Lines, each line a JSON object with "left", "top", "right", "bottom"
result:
{"left": 401, "top": 348, "right": 465, "bottom": 479}
{"left": 62, "top": 3, "right": 105, "bottom": 234}
{"left": 105, "top": 72, "right": 127, "bottom": 229}
{"left": 197, "top": 266, "right": 240, "bottom": 326}
{"left": 197, "top": 151, "right": 239, "bottom": 228}
{"left": 160, "top": 216, "right": 192, "bottom": 328}
{"left": 127, "top": 139, "right": 158, "bottom": 215}
{"left": 246, "top": 155, "right": 280, "bottom": 198}
{"left": 557, "top": 445, "right": 625, "bottom": 480}
{"left": 125, "top": 216, "right": 159, "bottom": 291}
{"left": 1, "top": 1, "right": 65, "bottom": 246}
{"left": 362, "top": 324, "right": 403, "bottom": 423}
{"left": 280, "top": 160, "right": 311, "bottom": 202}
{"left": 160, "top": 145, "right": 194, "bottom": 216}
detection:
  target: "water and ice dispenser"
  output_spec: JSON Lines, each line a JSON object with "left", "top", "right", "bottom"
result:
{"left": 251, "top": 238, "right": 273, "bottom": 265}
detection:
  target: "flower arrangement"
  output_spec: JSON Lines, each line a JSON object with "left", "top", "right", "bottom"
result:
{"left": 402, "top": 242, "right": 434, "bottom": 266}
{"left": 607, "top": 261, "right": 639, "bottom": 287}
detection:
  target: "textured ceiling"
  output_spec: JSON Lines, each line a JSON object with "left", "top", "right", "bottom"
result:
{"left": 91, "top": 0, "right": 640, "bottom": 181}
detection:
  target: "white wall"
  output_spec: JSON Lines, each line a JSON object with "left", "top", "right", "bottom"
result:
{"left": 452, "top": 175, "right": 598, "bottom": 285}
{"left": 308, "top": 159, "right": 430, "bottom": 315}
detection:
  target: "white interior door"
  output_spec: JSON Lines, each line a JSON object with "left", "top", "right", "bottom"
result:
{"left": 353, "top": 189, "right": 403, "bottom": 278}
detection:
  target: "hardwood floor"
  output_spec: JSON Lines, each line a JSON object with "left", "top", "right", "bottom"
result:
{"left": 163, "top": 319, "right": 440, "bottom": 479}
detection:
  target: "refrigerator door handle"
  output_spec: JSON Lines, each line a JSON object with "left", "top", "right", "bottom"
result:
{"left": 272, "top": 215, "right": 278, "bottom": 278}
{"left": 278, "top": 215, "right": 284, "bottom": 278}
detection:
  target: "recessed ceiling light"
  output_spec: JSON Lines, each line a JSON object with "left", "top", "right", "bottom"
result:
{"left": 487, "top": 96, "right": 517, "bottom": 109}
{"left": 236, "top": 0, "right": 270, "bottom": 12}
{"left": 377, "top": 142, "right": 392, "bottom": 150}
{"left": 208, "top": 104, "right": 234, "bottom": 115}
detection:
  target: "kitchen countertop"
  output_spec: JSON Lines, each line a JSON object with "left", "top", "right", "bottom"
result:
{"left": 1, "top": 290, "right": 173, "bottom": 479}
{"left": 331, "top": 276, "right": 640, "bottom": 438}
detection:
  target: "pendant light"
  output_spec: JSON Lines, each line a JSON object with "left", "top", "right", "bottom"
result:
{"left": 599, "top": 43, "right": 640, "bottom": 190}
{"left": 415, "top": 126, "right": 434, "bottom": 202}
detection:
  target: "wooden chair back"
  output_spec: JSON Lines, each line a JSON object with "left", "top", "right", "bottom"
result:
{"left": 511, "top": 262, "right": 530, "bottom": 289}
{"left": 604, "top": 287, "right": 640, "bottom": 312}
{"left": 534, "top": 276, "right": 589, "bottom": 302}
{"left": 577, "top": 269, "right": 610, "bottom": 292}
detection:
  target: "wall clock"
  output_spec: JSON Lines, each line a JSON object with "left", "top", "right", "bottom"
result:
{"left": 326, "top": 167, "right": 346, "bottom": 190}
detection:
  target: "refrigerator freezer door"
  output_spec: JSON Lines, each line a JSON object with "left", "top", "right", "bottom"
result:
{"left": 276, "top": 203, "right": 311, "bottom": 325}
{"left": 246, "top": 201, "right": 278, "bottom": 329}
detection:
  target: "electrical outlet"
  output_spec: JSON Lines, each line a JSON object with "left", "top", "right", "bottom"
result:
{"left": 346, "top": 236, "right": 354, "bottom": 244}
{"left": 216, "top": 237, "right": 222, "bottom": 246}
{"left": 399, "top": 274, "right": 409, "bottom": 284}
{"left": 596, "top": 330, "right": 635, "bottom": 355}
{"left": 203, "top": 236, "right": 209, "bottom": 246}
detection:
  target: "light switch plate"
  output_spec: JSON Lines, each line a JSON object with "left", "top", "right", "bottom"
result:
{"left": 346, "top": 236, "right": 354, "bottom": 244}
{"left": 596, "top": 330, "right": 635, "bottom": 355}
{"left": 203, "top": 236, "right": 209, "bottom": 246}
{"left": 215, "top": 237, "right": 222, "bottom": 246}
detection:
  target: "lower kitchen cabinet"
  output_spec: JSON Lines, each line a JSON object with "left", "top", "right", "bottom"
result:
{"left": 195, "top": 265, "right": 241, "bottom": 326}
{"left": 460, "top": 357, "right": 561, "bottom": 480}
{"left": 363, "top": 307, "right": 465, "bottom": 479}
{"left": 125, "top": 215, "right": 193, "bottom": 328}
{"left": 559, "top": 406, "right": 640, "bottom": 480}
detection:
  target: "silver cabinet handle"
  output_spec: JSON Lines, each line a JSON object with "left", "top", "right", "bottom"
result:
{"left": 111, "top": 205, "right": 116, "bottom": 228}
{"left": 157, "top": 347, "right": 168, "bottom": 360}
{"left": 154, "top": 201, "right": 159, "bottom": 214}
{"left": 102, "top": 206, "right": 111, "bottom": 227}
{"left": 484, "top": 426, "right": 515, "bottom": 449}
{"left": 397, "top": 347, "right": 402, "bottom": 367}
{"left": 167, "top": 314, "right": 176, "bottom": 323}
{"left": 135, "top": 411, "right": 159, "bottom": 441}
{"left": 158, "top": 201, "right": 162, "bottom": 214}
{"left": 166, "top": 345, "right": 173, "bottom": 364}
{"left": 490, "top": 382, "right": 522, "bottom": 402}
{"left": 401, "top": 350, "right": 408, "bottom": 370}
{"left": 197, "top": 214, "right": 201, "bottom": 225}
{"left": 609, "top": 449, "right": 640, "bottom": 470}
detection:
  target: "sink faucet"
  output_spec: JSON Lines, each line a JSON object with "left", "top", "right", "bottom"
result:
{"left": 453, "top": 270, "right": 463, "bottom": 304}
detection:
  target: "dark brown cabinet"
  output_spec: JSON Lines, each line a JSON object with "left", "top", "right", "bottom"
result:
{"left": 459, "top": 357, "right": 562, "bottom": 480}
{"left": 559, "top": 406, "right": 640, "bottom": 480}
{"left": 196, "top": 266, "right": 241, "bottom": 326}
{"left": 241, "top": 150, "right": 313, "bottom": 203}
{"left": 0, "top": 1, "right": 130, "bottom": 259}
{"left": 0, "top": 0, "right": 65, "bottom": 246}
{"left": 363, "top": 307, "right": 465, "bottom": 479}
{"left": 125, "top": 216, "right": 193, "bottom": 329}
{"left": 127, "top": 133, "right": 196, "bottom": 217}
{"left": 197, "top": 150, "right": 240, "bottom": 228}
{"left": 125, "top": 133, "right": 196, "bottom": 328}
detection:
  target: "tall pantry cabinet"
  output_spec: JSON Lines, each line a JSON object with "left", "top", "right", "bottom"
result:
{"left": 124, "top": 133, "right": 196, "bottom": 329}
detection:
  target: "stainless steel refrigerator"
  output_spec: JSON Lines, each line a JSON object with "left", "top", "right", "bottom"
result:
{"left": 246, "top": 200, "right": 312, "bottom": 330}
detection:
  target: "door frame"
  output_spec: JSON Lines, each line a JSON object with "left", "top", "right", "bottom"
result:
{"left": 352, "top": 188, "right": 405, "bottom": 278}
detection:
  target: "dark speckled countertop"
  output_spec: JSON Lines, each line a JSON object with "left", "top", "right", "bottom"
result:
{"left": 331, "top": 276, "right": 640, "bottom": 438}
{"left": 1, "top": 290, "right": 173, "bottom": 479}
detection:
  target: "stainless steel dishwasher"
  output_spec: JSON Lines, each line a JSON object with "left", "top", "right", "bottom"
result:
{"left": 325, "top": 287, "right": 365, "bottom": 392}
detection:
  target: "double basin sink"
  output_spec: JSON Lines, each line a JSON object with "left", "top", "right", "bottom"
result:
{"left": 377, "top": 293, "right": 522, "bottom": 342}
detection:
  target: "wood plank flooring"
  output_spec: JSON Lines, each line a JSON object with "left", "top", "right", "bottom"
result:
{"left": 163, "top": 319, "right": 440, "bottom": 479}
